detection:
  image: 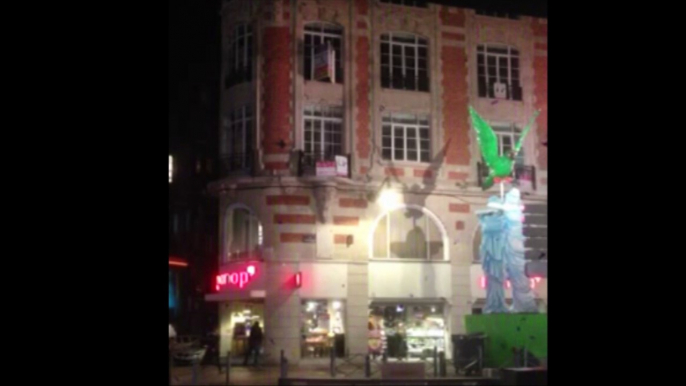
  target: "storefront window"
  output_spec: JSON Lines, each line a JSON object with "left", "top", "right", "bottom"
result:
{"left": 301, "top": 300, "right": 346, "bottom": 358}
{"left": 220, "top": 301, "right": 265, "bottom": 358}
{"left": 369, "top": 303, "right": 446, "bottom": 360}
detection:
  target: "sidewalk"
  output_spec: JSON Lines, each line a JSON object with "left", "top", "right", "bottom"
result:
{"left": 171, "top": 362, "right": 343, "bottom": 385}
{"left": 171, "top": 358, "right": 447, "bottom": 385}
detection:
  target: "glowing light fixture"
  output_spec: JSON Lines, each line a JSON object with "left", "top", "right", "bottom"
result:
{"left": 332, "top": 301, "right": 341, "bottom": 310}
{"left": 378, "top": 189, "right": 402, "bottom": 211}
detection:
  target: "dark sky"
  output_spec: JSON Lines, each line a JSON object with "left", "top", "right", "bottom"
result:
{"left": 169, "top": 0, "right": 220, "bottom": 147}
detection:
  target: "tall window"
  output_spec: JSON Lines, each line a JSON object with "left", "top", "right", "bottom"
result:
{"left": 381, "top": 33, "right": 429, "bottom": 92}
{"left": 493, "top": 124, "right": 525, "bottom": 166}
{"left": 169, "top": 155, "right": 173, "bottom": 183}
{"left": 221, "top": 106, "right": 253, "bottom": 172}
{"left": 382, "top": 113, "right": 430, "bottom": 162}
{"left": 477, "top": 44, "right": 522, "bottom": 100}
{"left": 304, "top": 23, "right": 343, "bottom": 84}
{"left": 380, "top": 0, "right": 429, "bottom": 8}
{"left": 225, "top": 24, "right": 253, "bottom": 88}
{"left": 224, "top": 206, "right": 263, "bottom": 262}
{"left": 303, "top": 105, "right": 344, "bottom": 163}
{"left": 373, "top": 207, "right": 444, "bottom": 260}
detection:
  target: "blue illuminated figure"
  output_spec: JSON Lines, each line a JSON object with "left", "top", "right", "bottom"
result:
{"left": 502, "top": 188, "right": 538, "bottom": 313}
{"left": 477, "top": 196, "right": 509, "bottom": 313}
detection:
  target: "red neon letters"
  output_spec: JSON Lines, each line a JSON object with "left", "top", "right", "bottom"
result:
{"left": 216, "top": 265, "right": 256, "bottom": 291}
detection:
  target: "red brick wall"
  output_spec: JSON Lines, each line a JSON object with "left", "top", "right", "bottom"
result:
{"left": 333, "top": 216, "right": 359, "bottom": 226}
{"left": 280, "top": 233, "right": 314, "bottom": 243}
{"left": 355, "top": 36, "right": 371, "bottom": 159}
{"left": 262, "top": 27, "right": 292, "bottom": 158}
{"left": 449, "top": 203, "right": 470, "bottom": 213}
{"left": 440, "top": 7, "right": 465, "bottom": 27}
{"left": 274, "top": 214, "right": 316, "bottom": 224}
{"left": 339, "top": 198, "right": 367, "bottom": 208}
{"left": 266, "top": 195, "right": 310, "bottom": 206}
{"left": 355, "top": 0, "right": 368, "bottom": 15}
{"left": 442, "top": 46, "right": 470, "bottom": 165}
{"left": 532, "top": 19, "right": 548, "bottom": 171}
{"left": 355, "top": 0, "right": 371, "bottom": 160}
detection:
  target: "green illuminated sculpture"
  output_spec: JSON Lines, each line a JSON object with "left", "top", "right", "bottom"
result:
{"left": 469, "top": 106, "right": 540, "bottom": 190}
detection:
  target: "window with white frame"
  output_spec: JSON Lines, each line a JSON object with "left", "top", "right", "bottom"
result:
{"left": 225, "top": 24, "right": 253, "bottom": 88}
{"left": 477, "top": 44, "right": 522, "bottom": 101}
{"left": 492, "top": 124, "right": 525, "bottom": 166}
{"left": 304, "top": 23, "right": 343, "bottom": 84}
{"left": 303, "top": 105, "right": 344, "bottom": 163}
{"left": 381, "top": 33, "right": 429, "bottom": 92}
{"left": 373, "top": 207, "right": 444, "bottom": 260}
{"left": 221, "top": 105, "right": 253, "bottom": 171}
{"left": 224, "top": 206, "right": 263, "bottom": 262}
{"left": 382, "top": 113, "right": 430, "bottom": 162}
{"left": 380, "top": 0, "right": 429, "bottom": 8}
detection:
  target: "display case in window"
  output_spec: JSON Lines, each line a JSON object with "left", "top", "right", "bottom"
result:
{"left": 301, "top": 300, "right": 346, "bottom": 358}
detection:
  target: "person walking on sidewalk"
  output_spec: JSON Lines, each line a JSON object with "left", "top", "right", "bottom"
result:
{"left": 243, "top": 321, "right": 263, "bottom": 366}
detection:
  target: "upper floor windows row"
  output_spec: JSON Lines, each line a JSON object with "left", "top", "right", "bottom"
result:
{"left": 224, "top": 25, "right": 524, "bottom": 101}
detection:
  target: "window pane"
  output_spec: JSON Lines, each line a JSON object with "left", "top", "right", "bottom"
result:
{"left": 418, "top": 46, "right": 428, "bottom": 59}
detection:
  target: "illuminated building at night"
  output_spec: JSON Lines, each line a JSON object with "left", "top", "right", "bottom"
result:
{"left": 207, "top": 0, "right": 547, "bottom": 364}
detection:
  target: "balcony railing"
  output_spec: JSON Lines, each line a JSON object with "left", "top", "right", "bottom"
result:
{"left": 477, "top": 162, "right": 537, "bottom": 191}
{"left": 297, "top": 151, "right": 351, "bottom": 178}
{"left": 220, "top": 151, "right": 253, "bottom": 175}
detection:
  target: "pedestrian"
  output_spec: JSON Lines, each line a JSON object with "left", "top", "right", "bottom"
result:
{"left": 243, "top": 321, "right": 263, "bottom": 366}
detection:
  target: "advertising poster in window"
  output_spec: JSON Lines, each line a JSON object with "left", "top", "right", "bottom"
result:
{"left": 314, "top": 42, "right": 335, "bottom": 82}
{"left": 316, "top": 161, "right": 336, "bottom": 176}
{"left": 335, "top": 155, "right": 348, "bottom": 177}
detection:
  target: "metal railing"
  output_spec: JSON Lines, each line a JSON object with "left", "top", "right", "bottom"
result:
{"left": 297, "top": 151, "right": 351, "bottom": 178}
{"left": 477, "top": 162, "right": 537, "bottom": 191}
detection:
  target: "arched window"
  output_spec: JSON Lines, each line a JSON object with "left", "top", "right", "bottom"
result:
{"left": 476, "top": 44, "right": 522, "bottom": 100}
{"left": 304, "top": 22, "right": 343, "bottom": 83}
{"left": 371, "top": 206, "right": 446, "bottom": 260}
{"left": 223, "top": 205, "right": 263, "bottom": 262}
{"left": 380, "top": 32, "right": 429, "bottom": 91}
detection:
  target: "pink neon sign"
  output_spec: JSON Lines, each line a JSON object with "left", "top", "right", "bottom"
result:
{"left": 216, "top": 265, "right": 256, "bottom": 291}
{"left": 479, "top": 276, "right": 542, "bottom": 290}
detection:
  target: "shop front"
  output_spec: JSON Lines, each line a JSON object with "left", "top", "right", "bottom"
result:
{"left": 205, "top": 260, "right": 267, "bottom": 358}
{"left": 368, "top": 300, "right": 448, "bottom": 361}
{"left": 301, "top": 299, "right": 346, "bottom": 359}
{"left": 368, "top": 260, "right": 453, "bottom": 361}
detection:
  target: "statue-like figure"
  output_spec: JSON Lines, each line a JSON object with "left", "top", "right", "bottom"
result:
{"left": 502, "top": 188, "right": 538, "bottom": 313}
{"left": 477, "top": 196, "right": 509, "bottom": 313}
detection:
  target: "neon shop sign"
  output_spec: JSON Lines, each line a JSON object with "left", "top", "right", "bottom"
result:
{"left": 216, "top": 265, "right": 256, "bottom": 290}
{"left": 479, "top": 276, "right": 542, "bottom": 290}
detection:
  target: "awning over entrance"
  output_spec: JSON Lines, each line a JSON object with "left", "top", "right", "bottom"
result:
{"left": 205, "top": 290, "right": 266, "bottom": 302}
